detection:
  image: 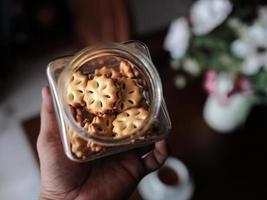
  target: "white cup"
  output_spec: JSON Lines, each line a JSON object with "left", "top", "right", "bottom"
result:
{"left": 138, "top": 157, "right": 194, "bottom": 200}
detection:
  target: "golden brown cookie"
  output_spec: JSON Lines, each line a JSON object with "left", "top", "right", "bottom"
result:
{"left": 66, "top": 126, "right": 91, "bottom": 159}
{"left": 66, "top": 125, "right": 74, "bottom": 141}
{"left": 71, "top": 135, "right": 92, "bottom": 159}
{"left": 88, "top": 142, "right": 103, "bottom": 152}
{"left": 83, "top": 76, "right": 118, "bottom": 114}
{"left": 84, "top": 114, "right": 115, "bottom": 137}
{"left": 95, "top": 66, "right": 121, "bottom": 79}
{"left": 118, "top": 77, "right": 143, "bottom": 111}
{"left": 66, "top": 71, "right": 87, "bottom": 106}
{"left": 70, "top": 106, "right": 95, "bottom": 127}
{"left": 119, "top": 61, "right": 139, "bottom": 78}
{"left": 113, "top": 107, "right": 149, "bottom": 137}
{"left": 67, "top": 126, "right": 103, "bottom": 159}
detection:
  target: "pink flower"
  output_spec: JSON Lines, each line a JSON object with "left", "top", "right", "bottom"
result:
{"left": 204, "top": 71, "right": 253, "bottom": 106}
{"left": 204, "top": 70, "right": 217, "bottom": 94}
{"left": 238, "top": 78, "right": 251, "bottom": 92}
{"left": 228, "top": 76, "right": 252, "bottom": 96}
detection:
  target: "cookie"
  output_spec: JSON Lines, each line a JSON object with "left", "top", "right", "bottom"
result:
{"left": 70, "top": 106, "right": 95, "bottom": 127}
{"left": 113, "top": 107, "right": 149, "bottom": 137}
{"left": 66, "top": 71, "right": 87, "bottom": 106}
{"left": 66, "top": 127, "right": 92, "bottom": 159}
{"left": 71, "top": 135, "right": 92, "bottom": 159}
{"left": 83, "top": 75, "right": 118, "bottom": 114}
{"left": 118, "top": 77, "right": 143, "bottom": 111}
{"left": 88, "top": 142, "right": 102, "bottom": 152}
{"left": 95, "top": 66, "right": 121, "bottom": 79}
{"left": 67, "top": 126, "right": 103, "bottom": 159}
{"left": 119, "top": 61, "right": 139, "bottom": 78}
{"left": 84, "top": 114, "right": 115, "bottom": 137}
{"left": 66, "top": 125, "right": 74, "bottom": 141}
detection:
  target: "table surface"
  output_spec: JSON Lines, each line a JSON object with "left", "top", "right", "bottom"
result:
{"left": 144, "top": 53, "right": 267, "bottom": 200}
{"left": 22, "top": 50, "right": 267, "bottom": 200}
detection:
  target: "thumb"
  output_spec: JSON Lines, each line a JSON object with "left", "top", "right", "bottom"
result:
{"left": 39, "top": 86, "right": 61, "bottom": 146}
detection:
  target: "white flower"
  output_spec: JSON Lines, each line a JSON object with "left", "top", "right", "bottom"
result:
{"left": 248, "top": 23, "right": 267, "bottom": 45}
{"left": 231, "top": 19, "right": 267, "bottom": 75}
{"left": 231, "top": 39, "right": 252, "bottom": 58}
{"left": 164, "top": 17, "right": 190, "bottom": 59}
{"left": 183, "top": 58, "right": 201, "bottom": 76}
{"left": 191, "top": 0, "right": 233, "bottom": 35}
{"left": 242, "top": 55, "right": 264, "bottom": 75}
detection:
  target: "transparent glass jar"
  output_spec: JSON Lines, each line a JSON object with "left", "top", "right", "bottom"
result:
{"left": 47, "top": 41, "right": 171, "bottom": 162}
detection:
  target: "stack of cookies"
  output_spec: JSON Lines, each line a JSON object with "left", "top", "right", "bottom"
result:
{"left": 66, "top": 58, "right": 150, "bottom": 159}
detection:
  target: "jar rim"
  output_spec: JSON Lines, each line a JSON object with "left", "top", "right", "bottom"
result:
{"left": 60, "top": 42, "right": 163, "bottom": 146}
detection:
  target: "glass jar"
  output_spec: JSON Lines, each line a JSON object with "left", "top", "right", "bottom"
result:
{"left": 47, "top": 41, "right": 171, "bottom": 162}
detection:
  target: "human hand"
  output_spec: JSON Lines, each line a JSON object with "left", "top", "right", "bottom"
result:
{"left": 37, "top": 86, "right": 168, "bottom": 200}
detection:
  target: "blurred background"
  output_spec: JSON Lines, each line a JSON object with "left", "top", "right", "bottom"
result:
{"left": 1, "top": 0, "right": 267, "bottom": 199}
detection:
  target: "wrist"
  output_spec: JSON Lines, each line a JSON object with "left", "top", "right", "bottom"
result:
{"left": 40, "top": 187, "right": 79, "bottom": 200}
{"left": 40, "top": 190, "right": 65, "bottom": 200}
{"left": 40, "top": 194, "right": 57, "bottom": 200}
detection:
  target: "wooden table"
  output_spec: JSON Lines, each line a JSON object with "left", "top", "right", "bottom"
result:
{"left": 146, "top": 53, "right": 267, "bottom": 200}
{"left": 22, "top": 50, "right": 267, "bottom": 200}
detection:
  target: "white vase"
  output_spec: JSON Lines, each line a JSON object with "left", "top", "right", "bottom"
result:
{"left": 203, "top": 94, "right": 253, "bottom": 133}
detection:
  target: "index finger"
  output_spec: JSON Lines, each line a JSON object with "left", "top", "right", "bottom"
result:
{"left": 142, "top": 140, "right": 168, "bottom": 173}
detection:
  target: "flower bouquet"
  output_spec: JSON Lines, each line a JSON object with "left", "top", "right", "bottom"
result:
{"left": 164, "top": 0, "right": 267, "bottom": 132}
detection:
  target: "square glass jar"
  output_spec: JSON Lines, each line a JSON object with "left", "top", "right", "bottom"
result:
{"left": 47, "top": 41, "right": 171, "bottom": 162}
